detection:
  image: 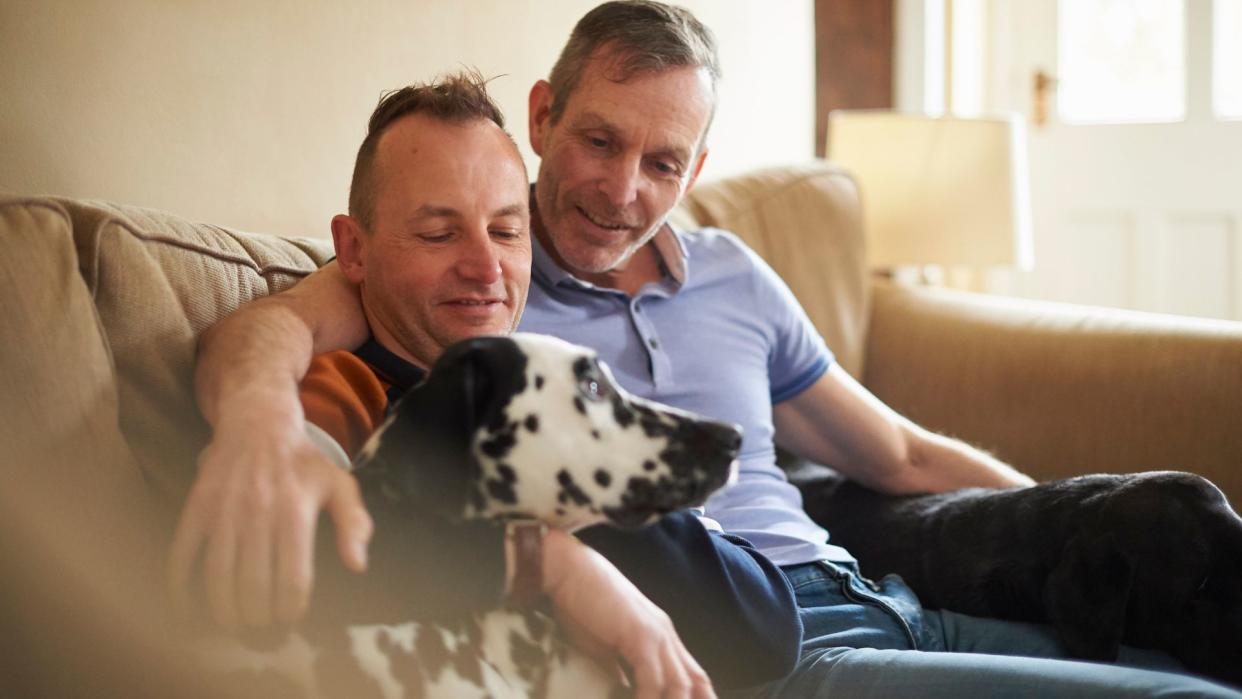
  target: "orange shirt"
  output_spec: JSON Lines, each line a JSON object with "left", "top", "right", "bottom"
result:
{"left": 298, "top": 339, "right": 427, "bottom": 458}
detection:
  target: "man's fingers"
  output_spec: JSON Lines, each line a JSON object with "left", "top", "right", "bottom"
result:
{"left": 274, "top": 500, "right": 316, "bottom": 624}
{"left": 690, "top": 675, "right": 716, "bottom": 699}
{"left": 325, "top": 474, "right": 372, "bottom": 572}
{"left": 680, "top": 645, "right": 714, "bottom": 699}
{"left": 167, "top": 501, "right": 207, "bottom": 617}
{"left": 630, "top": 645, "right": 665, "bottom": 699}
{"left": 236, "top": 514, "right": 274, "bottom": 627}
{"left": 659, "top": 643, "right": 692, "bottom": 699}
{"left": 204, "top": 523, "right": 240, "bottom": 630}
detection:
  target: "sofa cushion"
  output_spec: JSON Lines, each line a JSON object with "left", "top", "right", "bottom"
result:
{"left": 61, "top": 198, "right": 334, "bottom": 500}
{"left": 0, "top": 197, "right": 223, "bottom": 699}
{"left": 681, "top": 161, "right": 869, "bottom": 377}
{"left": 0, "top": 197, "right": 142, "bottom": 499}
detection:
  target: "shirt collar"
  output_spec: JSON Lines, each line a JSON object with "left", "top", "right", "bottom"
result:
{"left": 653, "top": 220, "right": 689, "bottom": 284}
{"left": 352, "top": 336, "right": 427, "bottom": 394}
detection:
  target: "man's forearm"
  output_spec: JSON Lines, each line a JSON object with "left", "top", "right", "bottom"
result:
{"left": 195, "top": 262, "right": 367, "bottom": 428}
{"left": 195, "top": 297, "right": 315, "bottom": 429}
{"left": 904, "top": 425, "right": 1036, "bottom": 492}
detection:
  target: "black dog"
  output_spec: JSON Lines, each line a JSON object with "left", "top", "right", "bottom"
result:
{"left": 796, "top": 468, "right": 1242, "bottom": 685}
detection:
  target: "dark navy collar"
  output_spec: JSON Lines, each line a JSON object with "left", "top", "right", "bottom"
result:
{"left": 352, "top": 337, "right": 427, "bottom": 407}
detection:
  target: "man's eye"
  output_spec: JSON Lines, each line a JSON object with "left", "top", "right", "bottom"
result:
{"left": 588, "top": 136, "right": 609, "bottom": 149}
{"left": 650, "top": 159, "right": 682, "bottom": 178}
{"left": 419, "top": 232, "right": 452, "bottom": 243}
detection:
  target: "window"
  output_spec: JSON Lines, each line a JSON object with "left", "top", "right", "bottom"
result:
{"left": 1057, "top": 0, "right": 1186, "bottom": 123}
{"left": 950, "top": 0, "right": 986, "bottom": 116}
{"left": 1216, "top": 0, "right": 1242, "bottom": 118}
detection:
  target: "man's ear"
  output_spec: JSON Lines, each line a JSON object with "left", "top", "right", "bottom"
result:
{"left": 684, "top": 146, "right": 709, "bottom": 194}
{"left": 528, "top": 80, "right": 554, "bottom": 157}
{"left": 331, "top": 214, "right": 367, "bottom": 284}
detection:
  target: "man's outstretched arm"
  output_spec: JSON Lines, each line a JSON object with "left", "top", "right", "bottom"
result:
{"left": 169, "top": 262, "right": 371, "bottom": 628}
{"left": 774, "top": 364, "right": 1034, "bottom": 495}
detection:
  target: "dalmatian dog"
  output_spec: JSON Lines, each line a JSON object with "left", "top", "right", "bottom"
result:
{"left": 199, "top": 333, "right": 742, "bottom": 698}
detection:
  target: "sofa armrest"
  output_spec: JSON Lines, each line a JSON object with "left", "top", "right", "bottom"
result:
{"left": 862, "top": 281, "right": 1242, "bottom": 505}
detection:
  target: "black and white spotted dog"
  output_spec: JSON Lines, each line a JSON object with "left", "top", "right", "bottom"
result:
{"left": 200, "top": 333, "right": 742, "bottom": 698}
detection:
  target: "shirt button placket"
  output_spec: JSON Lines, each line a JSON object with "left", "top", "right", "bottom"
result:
{"left": 631, "top": 297, "right": 669, "bottom": 387}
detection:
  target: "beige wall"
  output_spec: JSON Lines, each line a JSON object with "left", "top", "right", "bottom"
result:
{"left": 0, "top": 0, "right": 813, "bottom": 238}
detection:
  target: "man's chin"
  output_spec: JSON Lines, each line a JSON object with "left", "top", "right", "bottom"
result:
{"left": 436, "top": 321, "right": 517, "bottom": 346}
{"left": 557, "top": 239, "right": 634, "bottom": 277}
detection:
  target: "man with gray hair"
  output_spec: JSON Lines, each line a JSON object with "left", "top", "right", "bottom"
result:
{"left": 176, "top": 2, "right": 1242, "bottom": 697}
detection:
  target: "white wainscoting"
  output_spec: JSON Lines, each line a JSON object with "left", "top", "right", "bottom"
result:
{"left": 1010, "top": 209, "right": 1242, "bottom": 322}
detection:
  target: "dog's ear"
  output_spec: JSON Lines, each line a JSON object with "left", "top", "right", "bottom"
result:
{"left": 1043, "top": 532, "right": 1135, "bottom": 661}
{"left": 442, "top": 335, "right": 529, "bottom": 433}
{"left": 354, "top": 339, "right": 507, "bottom": 518}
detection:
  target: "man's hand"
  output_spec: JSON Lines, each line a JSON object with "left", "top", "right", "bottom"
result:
{"left": 168, "top": 399, "right": 373, "bottom": 629}
{"left": 174, "top": 263, "right": 371, "bottom": 628}
{"left": 541, "top": 528, "right": 715, "bottom": 699}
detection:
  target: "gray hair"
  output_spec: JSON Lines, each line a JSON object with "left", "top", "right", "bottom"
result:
{"left": 547, "top": 1, "right": 721, "bottom": 125}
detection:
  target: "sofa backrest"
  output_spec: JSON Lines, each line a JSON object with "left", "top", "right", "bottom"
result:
{"left": 2, "top": 163, "right": 866, "bottom": 501}
{"left": 678, "top": 161, "right": 869, "bottom": 376}
{"left": 1, "top": 198, "right": 147, "bottom": 504}
{"left": 0, "top": 195, "right": 334, "bottom": 503}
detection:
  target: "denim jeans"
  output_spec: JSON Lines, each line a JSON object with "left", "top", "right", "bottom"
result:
{"left": 732, "top": 561, "right": 1240, "bottom": 698}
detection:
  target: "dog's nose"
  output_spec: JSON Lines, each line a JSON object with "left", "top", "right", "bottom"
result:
{"left": 703, "top": 420, "right": 743, "bottom": 454}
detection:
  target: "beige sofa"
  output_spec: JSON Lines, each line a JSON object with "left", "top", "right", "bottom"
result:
{"left": 3, "top": 161, "right": 1241, "bottom": 696}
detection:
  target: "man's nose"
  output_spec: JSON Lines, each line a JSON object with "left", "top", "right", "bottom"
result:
{"left": 455, "top": 229, "right": 502, "bottom": 284}
{"left": 598, "top": 152, "right": 642, "bottom": 210}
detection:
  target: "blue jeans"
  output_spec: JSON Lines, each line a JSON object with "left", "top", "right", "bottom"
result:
{"left": 732, "top": 561, "right": 1240, "bottom": 698}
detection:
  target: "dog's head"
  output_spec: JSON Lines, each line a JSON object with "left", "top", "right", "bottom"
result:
{"left": 1045, "top": 472, "right": 1242, "bottom": 680}
{"left": 1109, "top": 472, "right": 1242, "bottom": 683}
{"left": 355, "top": 333, "right": 741, "bottom": 531}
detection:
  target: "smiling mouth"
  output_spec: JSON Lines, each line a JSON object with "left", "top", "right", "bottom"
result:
{"left": 442, "top": 298, "right": 504, "bottom": 307}
{"left": 576, "top": 205, "right": 631, "bottom": 231}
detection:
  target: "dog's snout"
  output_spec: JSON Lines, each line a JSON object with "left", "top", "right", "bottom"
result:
{"left": 705, "top": 420, "right": 743, "bottom": 454}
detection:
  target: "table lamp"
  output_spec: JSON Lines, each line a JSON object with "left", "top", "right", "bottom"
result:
{"left": 827, "top": 110, "right": 1034, "bottom": 283}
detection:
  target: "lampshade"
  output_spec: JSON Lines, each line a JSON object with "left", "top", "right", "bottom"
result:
{"left": 827, "top": 111, "right": 1034, "bottom": 271}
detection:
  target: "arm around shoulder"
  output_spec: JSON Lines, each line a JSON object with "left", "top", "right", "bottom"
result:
{"left": 170, "top": 262, "right": 373, "bottom": 629}
{"left": 195, "top": 261, "right": 368, "bottom": 426}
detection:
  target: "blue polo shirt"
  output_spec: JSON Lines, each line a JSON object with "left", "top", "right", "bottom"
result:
{"left": 519, "top": 223, "right": 853, "bottom": 565}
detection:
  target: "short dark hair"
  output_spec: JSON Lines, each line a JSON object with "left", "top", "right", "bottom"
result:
{"left": 348, "top": 69, "right": 509, "bottom": 230}
{"left": 547, "top": 1, "right": 721, "bottom": 125}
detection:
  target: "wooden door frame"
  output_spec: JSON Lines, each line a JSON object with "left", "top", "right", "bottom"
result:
{"left": 816, "top": 0, "right": 895, "bottom": 155}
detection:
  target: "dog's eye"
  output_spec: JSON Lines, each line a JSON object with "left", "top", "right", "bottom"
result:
{"left": 578, "top": 376, "right": 607, "bottom": 401}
